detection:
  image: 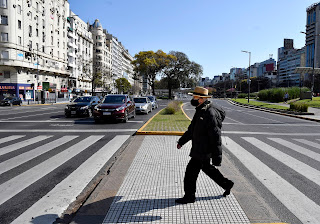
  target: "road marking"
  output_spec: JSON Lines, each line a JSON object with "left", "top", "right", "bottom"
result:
{"left": 223, "top": 137, "right": 320, "bottom": 224}
{"left": 1, "top": 111, "right": 61, "bottom": 120}
{"left": 11, "top": 135, "right": 130, "bottom": 224}
{"left": 0, "top": 136, "right": 78, "bottom": 175}
{"left": 269, "top": 138, "right": 320, "bottom": 162}
{"left": 0, "top": 120, "right": 75, "bottom": 123}
{"left": 243, "top": 137, "right": 320, "bottom": 186}
{"left": 0, "top": 135, "right": 25, "bottom": 144}
{"left": 127, "top": 120, "right": 144, "bottom": 123}
{"left": 293, "top": 139, "right": 320, "bottom": 149}
{"left": 0, "top": 135, "right": 104, "bottom": 206}
{"left": 0, "top": 129, "right": 138, "bottom": 133}
{"left": 225, "top": 116, "right": 244, "bottom": 124}
{"left": 222, "top": 131, "right": 320, "bottom": 136}
{"left": 0, "top": 135, "right": 52, "bottom": 156}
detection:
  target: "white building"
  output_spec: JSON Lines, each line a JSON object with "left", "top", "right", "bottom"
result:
{"left": 89, "top": 19, "right": 112, "bottom": 93}
{"left": 0, "top": 0, "right": 70, "bottom": 102}
{"left": 67, "top": 11, "right": 93, "bottom": 95}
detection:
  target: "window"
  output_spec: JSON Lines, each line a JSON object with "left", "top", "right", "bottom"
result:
{"left": 1, "top": 32, "right": 8, "bottom": 42}
{"left": 18, "top": 36, "right": 21, "bottom": 45}
{"left": 4, "top": 71, "right": 10, "bottom": 78}
{"left": 36, "top": 43, "right": 39, "bottom": 51}
{"left": 1, "top": 15, "right": 8, "bottom": 25}
{"left": 0, "top": 0, "right": 7, "bottom": 8}
{"left": 51, "top": 36, "right": 53, "bottom": 45}
{"left": 29, "top": 40, "right": 32, "bottom": 49}
{"left": 17, "top": 5, "right": 21, "bottom": 14}
{"left": 18, "top": 20, "right": 21, "bottom": 29}
{"left": 1, "top": 51, "right": 9, "bottom": 59}
{"left": 36, "top": 29, "right": 39, "bottom": 37}
{"left": 29, "top": 25, "right": 32, "bottom": 36}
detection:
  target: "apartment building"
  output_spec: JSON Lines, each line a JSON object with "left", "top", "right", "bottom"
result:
{"left": 278, "top": 39, "right": 305, "bottom": 87}
{"left": 0, "top": 0, "right": 70, "bottom": 101}
{"left": 67, "top": 11, "right": 93, "bottom": 94}
{"left": 89, "top": 19, "right": 112, "bottom": 93}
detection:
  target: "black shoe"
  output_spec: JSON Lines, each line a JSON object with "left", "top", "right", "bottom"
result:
{"left": 223, "top": 181, "right": 234, "bottom": 197}
{"left": 175, "top": 196, "right": 195, "bottom": 204}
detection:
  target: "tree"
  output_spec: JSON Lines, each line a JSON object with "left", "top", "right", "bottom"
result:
{"left": 162, "top": 51, "right": 202, "bottom": 99}
{"left": 115, "top": 78, "right": 131, "bottom": 94}
{"left": 131, "top": 50, "right": 174, "bottom": 95}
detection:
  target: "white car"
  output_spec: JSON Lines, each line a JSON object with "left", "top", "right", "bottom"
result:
{"left": 134, "top": 97, "right": 152, "bottom": 114}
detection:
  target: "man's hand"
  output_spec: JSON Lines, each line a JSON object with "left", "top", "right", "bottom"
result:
{"left": 177, "top": 144, "right": 182, "bottom": 149}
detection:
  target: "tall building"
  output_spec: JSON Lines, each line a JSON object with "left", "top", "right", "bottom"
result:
{"left": 277, "top": 39, "right": 305, "bottom": 87}
{"left": 0, "top": 0, "right": 70, "bottom": 101}
{"left": 67, "top": 11, "right": 93, "bottom": 94}
{"left": 305, "top": 3, "right": 320, "bottom": 72}
{"left": 89, "top": 19, "right": 112, "bottom": 93}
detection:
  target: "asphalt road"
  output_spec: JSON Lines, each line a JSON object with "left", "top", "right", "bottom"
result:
{"left": 184, "top": 99, "right": 320, "bottom": 224}
{"left": 0, "top": 101, "right": 168, "bottom": 224}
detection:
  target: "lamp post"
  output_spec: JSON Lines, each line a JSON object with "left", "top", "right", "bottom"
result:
{"left": 241, "top": 50, "right": 251, "bottom": 103}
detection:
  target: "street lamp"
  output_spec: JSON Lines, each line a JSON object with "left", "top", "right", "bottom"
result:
{"left": 241, "top": 50, "right": 251, "bottom": 103}
{"left": 301, "top": 31, "right": 320, "bottom": 95}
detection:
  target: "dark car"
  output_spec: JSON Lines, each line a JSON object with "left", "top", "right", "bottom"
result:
{"left": 147, "top": 96, "right": 158, "bottom": 109}
{"left": 93, "top": 94, "right": 135, "bottom": 123}
{"left": 0, "top": 97, "right": 22, "bottom": 106}
{"left": 65, "top": 96, "right": 100, "bottom": 118}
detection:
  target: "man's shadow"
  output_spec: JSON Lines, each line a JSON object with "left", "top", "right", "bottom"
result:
{"left": 29, "top": 195, "right": 224, "bottom": 224}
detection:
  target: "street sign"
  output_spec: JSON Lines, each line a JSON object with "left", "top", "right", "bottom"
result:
{"left": 25, "top": 92, "right": 32, "bottom": 100}
{"left": 37, "top": 86, "right": 42, "bottom": 90}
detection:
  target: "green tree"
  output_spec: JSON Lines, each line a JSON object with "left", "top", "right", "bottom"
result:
{"left": 115, "top": 78, "right": 131, "bottom": 94}
{"left": 162, "top": 51, "right": 202, "bottom": 99}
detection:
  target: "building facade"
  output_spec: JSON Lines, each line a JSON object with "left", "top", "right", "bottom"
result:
{"left": 278, "top": 39, "right": 305, "bottom": 87}
{"left": 0, "top": 0, "right": 70, "bottom": 101}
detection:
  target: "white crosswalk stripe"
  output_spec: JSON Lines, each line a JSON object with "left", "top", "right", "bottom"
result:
{"left": 223, "top": 137, "right": 320, "bottom": 224}
{"left": 268, "top": 138, "right": 320, "bottom": 162}
{"left": 11, "top": 135, "right": 130, "bottom": 224}
{"left": 0, "top": 136, "right": 78, "bottom": 175}
{"left": 0, "top": 135, "right": 25, "bottom": 144}
{"left": 0, "top": 135, "right": 52, "bottom": 156}
{"left": 0, "top": 135, "right": 103, "bottom": 205}
{"left": 293, "top": 138, "right": 320, "bottom": 149}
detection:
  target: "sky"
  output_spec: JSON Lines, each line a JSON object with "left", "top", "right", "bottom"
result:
{"left": 68, "top": 0, "right": 318, "bottom": 79}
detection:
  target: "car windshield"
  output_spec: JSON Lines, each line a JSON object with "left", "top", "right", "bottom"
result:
{"left": 147, "top": 96, "right": 155, "bottom": 101}
{"left": 103, "top": 96, "right": 126, "bottom": 104}
{"left": 73, "top": 97, "right": 91, "bottom": 102}
{"left": 134, "top": 98, "right": 147, "bottom": 103}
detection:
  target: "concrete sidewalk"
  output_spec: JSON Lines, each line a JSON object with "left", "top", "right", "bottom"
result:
{"left": 100, "top": 135, "right": 250, "bottom": 224}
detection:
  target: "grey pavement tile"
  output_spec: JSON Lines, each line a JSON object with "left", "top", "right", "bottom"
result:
{"left": 102, "top": 136, "right": 250, "bottom": 224}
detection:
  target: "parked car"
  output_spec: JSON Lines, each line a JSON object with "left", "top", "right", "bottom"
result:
{"left": 93, "top": 94, "right": 135, "bottom": 123}
{"left": 147, "top": 95, "right": 158, "bottom": 109}
{"left": 65, "top": 96, "right": 100, "bottom": 118}
{"left": 0, "top": 97, "right": 22, "bottom": 106}
{"left": 134, "top": 97, "right": 152, "bottom": 114}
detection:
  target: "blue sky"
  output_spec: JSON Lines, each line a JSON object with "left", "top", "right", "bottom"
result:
{"left": 68, "top": 0, "right": 318, "bottom": 79}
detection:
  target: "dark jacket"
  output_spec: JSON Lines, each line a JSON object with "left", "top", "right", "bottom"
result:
{"left": 178, "top": 100, "right": 225, "bottom": 165}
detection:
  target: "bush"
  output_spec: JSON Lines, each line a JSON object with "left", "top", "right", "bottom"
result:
{"left": 163, "top": 101, "right": 182, "bottom": 114}
{"left": 257, "top": 87, "right": 310, "bottom": 102}
{"left": 290, "top": 102, "right": 309, "bottom": 112}
{"left": 237, "top": 93, "right": 247, "bottom": 98}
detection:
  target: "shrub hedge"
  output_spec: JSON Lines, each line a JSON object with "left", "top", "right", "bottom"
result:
{"left": 258, "top": 87, "right": 310, "bottom": 102}
{"left": 290, "top": 102, "right": 309, "bottom": 112}
{"left": 164, "top": 101, "right": 182, "bottom": 114}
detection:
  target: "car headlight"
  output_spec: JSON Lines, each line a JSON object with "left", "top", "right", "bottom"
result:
{"left": 80, "top": 106, "right": 89, "bottom": 110}
{"left": 65, "top": 105, "right": 69, "bottom": 109}
{"left": 142, "top": 105, "right": 148, "bottom": 109}
{"left": 116, "top": 106, "right": 125, "bottom": 111}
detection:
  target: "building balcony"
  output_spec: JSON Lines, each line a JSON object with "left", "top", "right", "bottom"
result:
{"left": 67, "top": 31, "right": 77, "bottom": 39}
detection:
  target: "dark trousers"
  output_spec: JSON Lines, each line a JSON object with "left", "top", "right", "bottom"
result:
{"left": 184, "top": 157, "right": 231, "bottom": 197}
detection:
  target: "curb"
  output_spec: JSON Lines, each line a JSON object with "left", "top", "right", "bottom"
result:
{"left": 135, "top": 103, "right": 190, "bottom": 136}
{"left": 228, "top": 100, "right": 320, "bottom": 123}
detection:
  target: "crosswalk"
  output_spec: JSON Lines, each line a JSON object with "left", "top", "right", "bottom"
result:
{"left": 222, "top": 136, "right": 320, "bottom": 224}
{"left": 0, "top": 134, "right": 130, "bottom": 224}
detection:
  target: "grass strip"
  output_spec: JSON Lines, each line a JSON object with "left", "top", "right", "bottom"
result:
{"left": 141, "top": 106, "right": 191, "bottom": 132}
{"left": 232, "top": 98, "right": 289, "bottom": 110}
{"left": 297, "top": 97, "right": 320, "bottom": 108}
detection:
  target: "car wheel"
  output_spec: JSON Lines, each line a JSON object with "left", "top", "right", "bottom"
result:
{"left": 123, "top": 111, "right": 128, "bottom": 123}
{"left": 88, "top": 109, "right": 93, "bottom": 117}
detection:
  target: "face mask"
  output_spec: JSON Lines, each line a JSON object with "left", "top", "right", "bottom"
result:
{"left": 191, "top": 99, "right": 200, "bottom": 107}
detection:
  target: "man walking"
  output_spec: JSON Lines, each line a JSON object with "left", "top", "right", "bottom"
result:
{"left": 176, "top": 86, "right": 234, "bottom": 204}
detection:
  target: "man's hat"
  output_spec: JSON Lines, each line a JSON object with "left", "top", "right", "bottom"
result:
{"left": 189, "top": 86, "right": 211, "bottom": 98}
